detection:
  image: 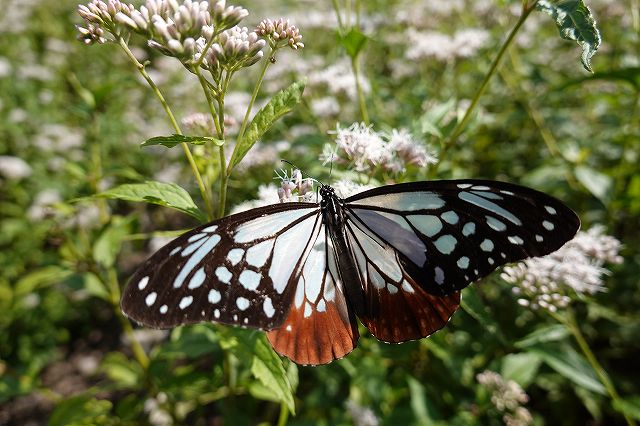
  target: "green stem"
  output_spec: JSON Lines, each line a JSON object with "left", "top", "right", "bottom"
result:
{"left": 553, "top": 309, "right": 635, "bottom": 426}
{"left": 232, "top": 48, "right": 274, "bottom": 171}
{"left": 106, "top": 267, "right": 149, "bottom": 370}
{"left": 331, "top": 0, "right": 345, "bottom": 29}
{"left": 351, "top": 56, "right": 369, "bottom": 125}
{"left": 276, "top": 402, "right": 290, "bottom": 426}
{"left": 117, "top": 37, "right": 212, "bottom": 220}
{"left": 435, "top": 1, "right": 538, "bottom": 172}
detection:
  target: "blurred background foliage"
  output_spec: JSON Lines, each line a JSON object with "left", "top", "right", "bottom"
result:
{"left": 0, "top": 0, "right": 639, "bottom": 424}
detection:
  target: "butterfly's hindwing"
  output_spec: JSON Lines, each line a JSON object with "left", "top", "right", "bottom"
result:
{"left": 121, "top": 203, "right": 321, "bottom": 330}
{"left": 344, "top": 213, "right": 461, "bottom": 342}
{"left": 267, "top": 226, "right": 359, "bottom": 365}
{"left": 345, "top": 179, "right": 580, "bottom": 296}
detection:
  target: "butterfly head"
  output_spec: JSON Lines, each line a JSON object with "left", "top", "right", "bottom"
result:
{"left": 319, "top": 184, "right": 335, "bottom": 201}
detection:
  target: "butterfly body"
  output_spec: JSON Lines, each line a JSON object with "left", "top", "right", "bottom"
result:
{"left": 121, "top": 179, "right": 579, "bottom": 365}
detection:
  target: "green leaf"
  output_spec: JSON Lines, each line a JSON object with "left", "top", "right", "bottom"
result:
{"left": 558, "top": 67, "right": 640, "bottom": 91}
{"left": 94, "top": 181, "right": 206, "bottom": 222}
{"left": 229, "top": 331, "right": 296, "bottom": 414}
{"left": 100, "top": 352, "right": 145, "bottom": 390}
{"left": 15, "top": 266, "right": 73, "bottom": 297}
{"left": 574, "top": 165, "right": 613, "bottom": 204}
{"left": 81, "top": 272, "right": 110, "bottom": 301}
{"left": 141, "top": 134, "right": 224, "bottom": 148}
{"left": 501, "top": 352, "right": 542, "bottom": 388}
{"left": 408, "top": 376, "right": 438, "bottom": 424}
{"left": 228, "top": 80, "right": 305, "bottom": 171}
{"left": 536, "top": 0, "right": 602, "bottom": 72}
{"left": 93, "top": 216, "right": 133, "bottom": 268}
{"left": 613, "top": 396, "right": 640, "bottom": 421}
{"left": 338, "top": 28, "right": 369, "bottom": 58}
{"left": 515, "top": 324, "right": 570, "bottom": 348}
{"left": 49, "top": 395, "right": 113, "bottom": 426}
{"left": 460, "top": 286, "right": 500, "bottom": 336}
{"left": 527, "top": 343, "right": 606, "bottom": 394}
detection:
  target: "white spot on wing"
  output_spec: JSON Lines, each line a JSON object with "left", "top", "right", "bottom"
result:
{"left": 508, "top": 235, "right": 524, "bottom": 245}
{"left": 304, "top": 301, "right": 312, "bottom": 318}
{"left": 486, "top": 216, "right": 507, "bottom": 232}
{"left": 317, "top": 299, "right": 326, "bottom": 312}
{"left": 208, "top": 289, "right": 221, "bottom": 304}
{"left": 263, "top": 297, "right": 275, "bottom": 318}
{"left": 369, "top": 265, "right": 385, "bottom": 290}
{"left": 407, "top": 215, "right": 442, "bottom": 237}
{"left": 145, "top": 292, "right": 157, "bottom": 306}
{"left": 246, "top": 240, "right": 274, "bottom": 268}
{"left": 188, "top": 233, "right": 207, "bottom": 243}
{"left": 295, "top": 277, "right": 305, "bottom": 308}
{"left": 401, "top": 280, "right": 415, "bottom": 293}
{"left": 459, "top": 192, "right": 522, "bottom": 226}
{"left": 174, "top": 235, "right": 221, "bottom": 288}
{"left": 457, "top": 183, "right": 472, "bottom": 189}
{"left": 188, "top": 267, "right": 206, "bottom": 289}
{"left": 179, "top": 296, "right": 193, "bottom": 309}
{"left": 462, "top": 222, "right": 476, "bottom": 236}
{"left": 303, "top": 236, "right": 326, "bottom": 303}
{"left": 138, "top": 276, "right": 149, "bottom": 290}
{"left": 535, "top": 234, "right": 544, "bottom": 242}
{"left": 434, "top": 267, "right": 444, "bottom": 285}
{"left": 215, "top": 266, "right": 232, "bottom": 284}
{"left": 354, "top": 191, "right": 445, "bottom": 210}
{"left": 181, "top": 237, "right": 208, "bottom": 257}
{"left": 434, "top": 234, "right": 457, "bottom": 254}
{"left": 202, "top": 225, "right": 218, "bottom": 233}
{"left": 236, "top": 297, "right": 250, "bottom": 311}
{"left": 159, "top": 304, "right": 168, "bottom": 314}
{"left": 543, "top": 220, "right": 554, "bottom": 231}
{"left": 480, "top": 239, "right": 494, "bottom": 252}
{"left": 170, "top": 246, "right": 181, "bottom": 256}
{"left": 239, "top": 270, "right": 261, "bottom": 291}
{"left": 545, "top": 206, "right": 557, "bottom": 215}
{"left": 214, "top": 309, "right": 220, "bottom": 318}
{"left": 234, "top": 208, "right": 317, "bottom": 243}
{"left": 441, "top": 211, "right": 459, "bottom": 225}
{"left": 457, "top": 256, "right": 470, "bottom": 269}
{"left": 387, "top": 283, "right": 398, "bottom": 294}
{"left": 227, "top": 248, "right": 244, "bottom": 265}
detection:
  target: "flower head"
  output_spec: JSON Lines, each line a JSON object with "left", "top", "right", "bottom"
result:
{"left": 197, "top": 26, "right": 265, "bottom": 74}
{"left": 274, "top": 168, "right": 315, "bottom": 202}
{"left": 255, "top": 18, "right": 304, "bottom": 50}
{"left": 502, "top": 226, "right": 623, "bottom": 312}
{"left": 477, "top": 370, "right": 532, "bottom": 426}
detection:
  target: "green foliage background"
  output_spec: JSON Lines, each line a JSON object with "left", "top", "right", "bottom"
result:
{"left": 1, "top": 0, "right": 639, "bottom": 424}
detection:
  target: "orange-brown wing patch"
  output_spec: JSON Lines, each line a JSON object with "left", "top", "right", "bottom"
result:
{"left": 359, "top": 274, "right": 460, "bottom": 343}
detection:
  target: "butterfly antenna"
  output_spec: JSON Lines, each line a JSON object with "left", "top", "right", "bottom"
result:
{"left": 279, "top": 159, "right": 325, "bottom": 187}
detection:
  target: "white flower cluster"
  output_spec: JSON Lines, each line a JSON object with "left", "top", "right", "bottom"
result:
{"left": 405, "top": 28, "right": 490, "bottom": 62}
{"left": 255, "top": 18, "right": 304, "bottom": 50}
{"left": 76, "top": 0, "right": 266, "bottom": 70}
{"left": 476, "top": 370, "right": 532, "bottom": 426}
{"left": 274, "top": 169, "right": 315, "bottom": 202}
{"left": 0, "top": 155, "right": 32, "bottom": 180}
{"left": 502, "top": 226, "right": 623, "bottom": 312}
{"left": 322, "top": 123, "right": 437, "bottom": 173}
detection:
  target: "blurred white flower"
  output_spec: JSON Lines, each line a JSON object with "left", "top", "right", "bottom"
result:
{"left": 0, "top": 57, "right": 11, "bottom": 77}
{"left": 0, "top": 156, "right": 32, "bottom": 180}
{"left": 310, "top": 96, "right": 340, "bottom": 118}
{"left": 326, "top": 122, "right": 437, "bottom": 174}
{"left": 405, "top": 28, "right": 490, "bottom": 62}
{"left": 230, "top": 183, "right": 280, "bottom": 214}
{"left": 144, "top": 391, "right": 172, "bottom": 426}
{"left": 332, "top": 179, "right": 375, "bottom": 198}
{"left": 309, "top": 58, "right": 369, "bottom": 99}
{"left": 27, "top": 189, "right": 62, "bottom": 221}
{"left": 477, "top": 370, "right": 532, "bottom": 425}
{"left": 502, "top": 226, "right": 623, "bottom": 312}
{"left": 346, "top": 399, "right": 379, "bottom": 426}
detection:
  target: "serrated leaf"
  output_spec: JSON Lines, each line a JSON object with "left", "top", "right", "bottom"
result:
{"left": 94, "top": 181, "right": 206, "bottom": 222}
{"left": 515, "top": 324, "right": 570, "bottom": 348}
{"left": 228, "top": 80, "right": 305, "bottom": 171}
{"left": 528, "top": 343, "right": 606, "bottom": 394}
{"left": 93, "top": 216, "right": 133, "bottom": 268}
{"left": 15, "top": 266, "right": 73, "bottom": 297}
{"left": 501, "top": 352, "right": 542, "bottom": 388}
{"left": 338, "top": 28, "right": 369, "bottom": 58}
{"left": 536, "top": 0, "right": 602, "bottom": 72}
{"left": 141, "top": 134, "right": 224, "bottom": 148}
{"left": 574, "top": 165, "right": 613, "bottom": 204}
{"left": 49, "top": 395, "right": 113, "bottom": 426}
{"left": 230, "top": 331, "right": 296, "bottom": 414}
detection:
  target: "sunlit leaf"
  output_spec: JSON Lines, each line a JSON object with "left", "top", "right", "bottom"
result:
{"left": 228, "top": 80, "right": 305, "bottom": 171}
{"left": 536, "top": 0, "right": 601, "bottom": 72}
{"left": 49, "top": 395, "right": 113, "bottom": 426}
{"left": 100, "top": 352, "right": 145, "bottom": 390}
{"left": 15, "top": 266, "right": 72, "bottom": 297}
{"left": 528, "top": 343, "right": 606, "bottom": 394}
{"left": 141, "top": 134, "right": 223, "bottom": 148}
{"left": 501, "top": 352, "right": 542, "bottom": 388}
{"left": 94, "top": 181, "right": 206, "bottom": 222}
{"left": 515, "top": 324, "right": 570, "bottom": 348}
{"left": 574, "top": 165, "right": 613, "bottom": 204}
{"left": 613, "top": 396, "right": 640, "bottom": 421}
{"left": 93, "top": 216, "right": 133, "bottom": 268}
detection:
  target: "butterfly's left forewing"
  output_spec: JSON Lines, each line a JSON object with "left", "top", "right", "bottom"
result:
{"left": 121, "top": 203, "right": 321, "bottom": 330}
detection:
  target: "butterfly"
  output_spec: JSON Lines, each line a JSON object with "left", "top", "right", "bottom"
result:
{"left": 121, "top": 179, "right": 580, "bottom": 365}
